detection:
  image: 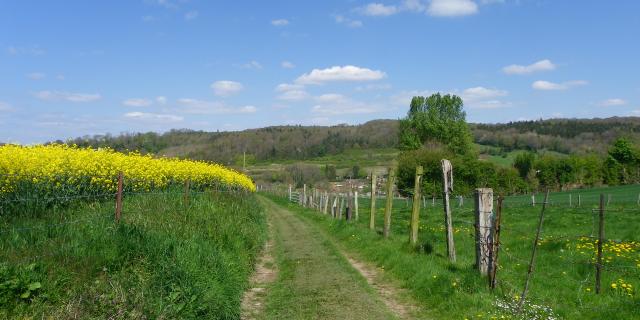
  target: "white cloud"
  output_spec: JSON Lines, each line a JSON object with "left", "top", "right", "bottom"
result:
{"left": 156, "top": 96, "right": 167, "bottom": 104}
{"left": 177, "top": 98, "right": 257, "bottom": 114}
{"left": 403, "top": 0, "right": 427, "bottom": 12}
{"left": 241, "top": 60, "right": 263, "bottom": 70}
{"left": 211, "top": 80, "right": 243, "bottom": 97}
{"left": 124, "top": 111, "right": 183, "bottom": 122}
{"left": 34, "top": 90, "right": 101, "bottom": 102}
{"left": 311, "top": 93, "right": 380, "bottom": 115}
{"left": 503, "top": 59, "right": 556, "bottom": 75}
{"left": 281, "top": 61, "right": 295, "bottom": 69}
{"left": 532, "top": 80, "right": 588, "bottom": 91}
{"left": 599, "top": 98, "right": 627, "bottom": 107}
{"left": 184, "top": 11, "right": 199, "bottom": 20}
{"left": 26, "top": 72, "right": 46, "bottom": 80}
{"left": 296, "top": 65, "right": 386, "bottom": 85}
{"left": 56, "top": 74, "right": 65, "bottom": 80}
{"left": 271, "top": 19, "right": 289, "bottom": 26}
{"left": 427, "top": 0, "right": 478, "bottom": 17}
{"left": 276, "top": 83, "right": 308, "bottom": 101}
{"left": 631, "top": 110, "right": 640, "bottom": 116}
{"left": 359, "top": 3, "right": 399, "bottom": 16}
{"left": 462, "top": 86, "right": 510, "bottom": 109}
{"left": 334, "top": 15, "right": 364, "bottom": 28}
{"left": 462, "top": 86, "right": 507, "bottom": 101}
{"left": 7, "top": 45, "right": 45, "bottom": 56}
{"left": 123, "top": 98, "right": 153, "bottom": 107}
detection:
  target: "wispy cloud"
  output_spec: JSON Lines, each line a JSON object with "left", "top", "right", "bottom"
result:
{"left": 296, "top": 65, "right": 386, "bottom": 84}
{"left": 7, "top": 45, "right": 45, "bottom": 56}
{"left": 358, "top": 3, "right": 399, "bottom": 16}
{"left": 532, "top": 80, "right": 588, "bottom": 91}
{"left": 122, "top": 98, "right": 153, "bottom": 107}
{"left": 333, "top": 15, "right": 363, "bottom": 28}
{"left": 599, "top": 98, "right": 627, "bottom": 107}
{"left": 184, "top": 10, "right": 199, "bottom": 20}
{"left": 271, "top": 19, "right": 289, "bottom": 26}
{"left": 503, "top": 59, "right": 556, "bottom": 75}
{"left": 177, "top": 98, "right": 257, "bottom": 114}
{"left": 427, "top": 0, "right": 478, "bottom": 17}
{"left": 281, "top": 61, "right": 295, "bottom": 69}
{"left": 35, "top": 90, "right": 102, "bottom": 102}
{"left": 211, "top": 80, "right": 244, "bottom": 97}
{"left": 26, "top": 72, "right": 46, "bottom": 80}
{"left": 241, "top": 60, "right": 263, "bottom": 70}
{"left": 124, "top": 111, "right": 183, "bottom": 122}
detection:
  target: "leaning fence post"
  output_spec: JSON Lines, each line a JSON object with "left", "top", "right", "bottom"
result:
{"left": 490, "top": 196, "right": 503, "bottom": 290}
{"left": 115, "top": 171, "right": 123, "bottom": 223}
{"left": 354, "top": 191, "right": 359, "bottom": 221}
{"left": 184, "top": 178, "right": 190, "bottom": 206}
{"left": 370, "top": 173, "right": 377, "bottom": 230}
{"left": 474, "top": 188, "right": 493, "bottom": 275}
{"left": 383, "top": 168, "right": 395, "bottom": 239}
{"left": 518, "top": 190, "right": 550, "bottom": 312}
{"left": 441, "top": 159, "right": 456, "bottom": 262}
{"left": 595, "top": 194, "right": 605, "bottom": 294}
{"left": 409, "top": 166, "right": 423, "bottom": 247}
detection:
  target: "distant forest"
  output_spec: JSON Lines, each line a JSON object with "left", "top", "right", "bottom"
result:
{"left": 64, "top": 117, "right": 640, "bottom": 164}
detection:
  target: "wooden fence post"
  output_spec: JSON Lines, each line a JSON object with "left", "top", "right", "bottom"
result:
{"left": 441, "top": 159, "right": 456, "bottom": 262}
{"left": 184, "top": 178, "right": 190, "bottom": 206}
{"left": 354, "top": 191, "right": 359, "bottom": 221}
{"left": 489, "top": 196, "right": 503, "bottom": 290}
{"left": 595, "top": 194, "right": 605, "bottom": 294}
{"left": 569, "top": 194, "right": 572, "bottom": 207}
{"left": 303, "top": 184, "right": 307, "bottom": 207}
{"left": 474, "top": 188, "right": 493, "bottom": 275}
{"left": 332, "top": 195, "right": 338, "bottom": 218}
{"left": 324, "top": 191, "right": 329, "bottom": 214}
{"left": 339, "top": 196, "right": 344, "bottom": 219}
{"left": 115, "top": 171, "right": 123, "bottom": 223}
{"left": 370, "top": 174, "right": 377, "bottom": 230}
{"left": 518, "top": 190, "right": 550, "bottom": 312}
{"left": 531, "top": 194, "right": 535, "bottom": 206}
{"left": 383, "top": 168, "right": 395, "bottom": 239}
{"left": 289, "top": 184, "right": 292, "bottom": 201}
{"left": 409, "top": 166, "right": 423, "bottom": 247}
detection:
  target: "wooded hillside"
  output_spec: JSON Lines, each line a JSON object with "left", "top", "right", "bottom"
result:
{"left": 66, "top": 117, "right": 640, "bottom": 164}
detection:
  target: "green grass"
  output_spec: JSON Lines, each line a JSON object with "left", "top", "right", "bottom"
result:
{"left": 259, "top": 197, "right": 395, "bottom": 319}
{"left": 265, "top": 184, "right": 640, "bottom": 319}
{"left": 0, "top": 191, "right": 266, "bottom": 319}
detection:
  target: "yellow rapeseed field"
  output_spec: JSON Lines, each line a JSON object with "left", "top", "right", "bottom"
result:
{"left": 0, "top": 144, "right": 255, "bottom": 199}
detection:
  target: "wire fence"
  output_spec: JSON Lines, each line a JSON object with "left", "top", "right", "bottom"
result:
{"left": 260, "top": 182, "right": 640, "bottom": 316}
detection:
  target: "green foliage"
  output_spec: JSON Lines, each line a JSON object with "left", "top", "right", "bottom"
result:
{"left": 0, "top": 192, "right": 266, "bottom": 319}
{"left": 399, "top": 93, "right": 474, "bottom": 155}
{"left": 396, "top": 148, "right": 528, "bottom": 196}
{"left": 513, "top": 151, "right": 536, "bottom": 179}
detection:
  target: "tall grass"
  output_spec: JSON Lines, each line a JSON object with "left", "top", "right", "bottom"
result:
{"left": 0, "top": 191, "right": 266, "bottom": 319}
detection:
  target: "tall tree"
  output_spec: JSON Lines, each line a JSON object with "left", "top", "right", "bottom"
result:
{"left": 399, "top": 93, "right": 474, "bottom": 155}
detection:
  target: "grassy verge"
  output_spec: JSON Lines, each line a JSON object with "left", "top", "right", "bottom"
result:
{"left": 0, "top": 191, "right": 266, "bottom": 319}
{"left": 264, "top": 184, "right": 640, "bottom": 320}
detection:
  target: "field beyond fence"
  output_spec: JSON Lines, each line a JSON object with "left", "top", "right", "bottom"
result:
{"left": 261, "top": 181, "right": 640, "bottom": 319}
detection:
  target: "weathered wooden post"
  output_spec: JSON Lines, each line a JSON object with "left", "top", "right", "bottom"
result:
{"left": 474, "top": 188, "right": 493, "bottom": 275}
{"left": 324, "top": 191, "right": 329, "bottom": 214}
{"left": 489, "top": 196, "right": 503, "bottom": 290}
{"left": 370, "top": 173, "right": 377, "bottom": 230}
{"left": 339, "top": 195, "right": 344, "bottom": 219}
{"left": 595, "top": 194, "right": 605, "bottom": 294}
{"left": 383, "top": 168, "right": 395, "bottom": 239}
{"left": 569, "top": 194, "right": 572, "bottom": 207}
{"left": 441, "top": 159, "right": 456, "bottom": 262}
{"left": 303, "top": 184, "right": 307, "bottom": 207}
{"left": 432, "top": 195, "right": 435, "bottom": 207}
{"left": 184, "top": 178, "right": 190, "bottom": 206}
{"left": 288, "top": 184, "right": 292, "bottom": 201}
{"left": 531, "top": 194, "right": 535, "bottom": 206}
{"left": 354, "top": 191, "right": 359, "bottom": 220}
{"left": 332, "top": 195, "right": 338, "bottom": 218}
{"left": 115, "top": 171, "right": 123, "bottom": 223}
{"left": 409, "top": 166, "right": 423, "bottom": 247}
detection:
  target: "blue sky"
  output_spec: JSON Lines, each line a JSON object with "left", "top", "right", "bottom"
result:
{"left": 1, "top": 0, "right": 639, "bottom": 143}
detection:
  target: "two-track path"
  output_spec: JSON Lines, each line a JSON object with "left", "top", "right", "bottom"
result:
{"left": 241, "top": 196, "right": 419, "bottom": 320}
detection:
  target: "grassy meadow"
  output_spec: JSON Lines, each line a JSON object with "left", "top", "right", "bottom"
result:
{"left": 0, "top": 190, "right": 266, "bottom": 319}
{"left": 266, "top": 184, "right": 640, "bottom": 319}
